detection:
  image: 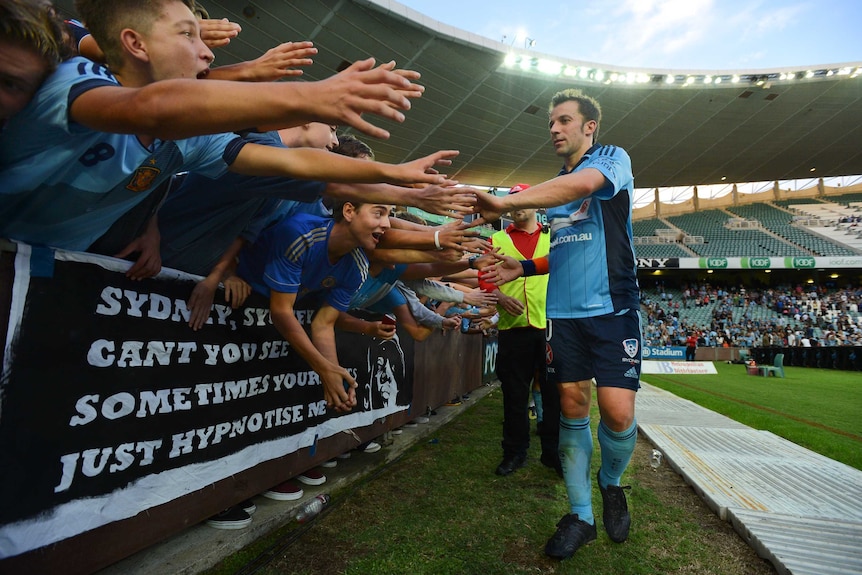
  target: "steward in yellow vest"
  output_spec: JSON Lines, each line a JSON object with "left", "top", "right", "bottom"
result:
{"left": 483, "top": 184, "right": 559, "bottom": 479}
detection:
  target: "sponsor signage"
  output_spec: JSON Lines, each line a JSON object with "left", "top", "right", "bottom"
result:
{"left": 650, "top": 257, "right": 862, "bottom": 270}
{"left": 786, "top": 256, "right": 816, "bottom": 269}
{"left": 642, "top": 346, "right": 686, "bottom": 359}
{"left": 743, "top": 257, "right": 771, "bottom": 269}
{"left": 699, "top": 257, "right": 728, "bottom": 269}
{"left": 636, "top": 258, "right": 679, "bottom": 269}
{"left": 641, "top": 361, "right": 718, "bottom": 375}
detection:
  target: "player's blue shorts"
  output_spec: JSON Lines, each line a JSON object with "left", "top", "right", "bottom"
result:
{"left": 545, "top": 308, "right": 642, "bottom": 391}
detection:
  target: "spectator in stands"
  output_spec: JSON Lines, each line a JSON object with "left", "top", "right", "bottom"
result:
{"left": 476, "top": 89, "right": 639, "bottom": 560}
{"left": 0, "top": 0, "right": 457, "bottom": 275}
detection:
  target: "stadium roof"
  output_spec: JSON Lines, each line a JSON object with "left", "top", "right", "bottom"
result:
{"left": 64, "top": 0, "right": 862, "bottom": 190}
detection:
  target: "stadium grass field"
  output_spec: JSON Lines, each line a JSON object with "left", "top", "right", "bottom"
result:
{"left": 640, "top": 361, "right": 862, "bottom": 470}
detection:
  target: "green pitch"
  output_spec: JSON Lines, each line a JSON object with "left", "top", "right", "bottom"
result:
{"left": 641, "top": 361, "right": 862, "bottom": 470}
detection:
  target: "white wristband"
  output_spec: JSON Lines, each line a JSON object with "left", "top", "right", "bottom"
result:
{"left": 434, "top": 229, "right": 443, "bottom": 250}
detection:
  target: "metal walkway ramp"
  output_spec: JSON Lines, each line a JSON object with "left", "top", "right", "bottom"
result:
{"left": 636, "top": 383, "right": 862, "bottom": 575}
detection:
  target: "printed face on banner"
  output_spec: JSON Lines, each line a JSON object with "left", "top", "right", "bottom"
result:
{"left": 363, "top": 336, "right": 407, "bottom": 410}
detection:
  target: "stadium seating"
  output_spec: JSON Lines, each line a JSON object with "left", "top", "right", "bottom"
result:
{"left": 727, "top": 204, "right": 857, "bottom": 256}
{"left": 634, "top": 243, "right": 691, "bottom": 258}
{"left": 665, "top": 210, "right": 809, "bottom": 257}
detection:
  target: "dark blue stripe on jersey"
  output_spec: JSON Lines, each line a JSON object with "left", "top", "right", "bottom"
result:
{"left": 64, "top": 20, "right": 91, "bottom": 45}
{"left": 558, "top": 143, "right": 602, "bottom": 176}
{"left": 222, "top": 136, "right": 248, "bottom": 166}
{"left": 67, "top": 78, "right": 117, "bottom": 112}
{"left": 602, "top": 188, "right": 639, "bottom": 311}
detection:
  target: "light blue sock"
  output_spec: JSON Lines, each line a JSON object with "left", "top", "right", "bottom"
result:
{"left": 533, "top": 390, "right": 544, "bottom": 423}
{"left": 597, "top": 419, "right": 638, "bottom": 488}
{"left": 559, "top": 415, "right": 593, "bottom": 524}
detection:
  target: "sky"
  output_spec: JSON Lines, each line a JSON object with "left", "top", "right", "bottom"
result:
{"left": 398, "top": 0, "right": 861, "bottom": 70}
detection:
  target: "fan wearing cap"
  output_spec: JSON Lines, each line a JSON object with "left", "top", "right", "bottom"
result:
{"left": 477, "top": 183, "right": 557, "bottom": 477}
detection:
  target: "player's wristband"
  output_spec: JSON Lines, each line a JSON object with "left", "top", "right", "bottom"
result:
{"left": 468, "top": 255, "right": 480, "bottom": 269}
{"left": 520, "top": 259, "right": 537, "bottom": 277}
{"left": 434, "top": 229, "right": 443, "bottom": 250}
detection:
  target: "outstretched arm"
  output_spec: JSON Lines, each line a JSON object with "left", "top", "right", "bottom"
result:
{"left": 325, "top": 183, "right": 478, "bottom": 217}
{"left": 230, "top": 144, "right": 457, "bottom": 186}
{"left": 70, "top": 58, "right": 425, "bottom": 140}
{"left": 473, "top": 169, "right": 605, "bottom": 223}
{"left": 335, "top": 312, "right": 396, "bottom": 340}
{"left": 205, "top": 41, "right": 317, "bottom": 82}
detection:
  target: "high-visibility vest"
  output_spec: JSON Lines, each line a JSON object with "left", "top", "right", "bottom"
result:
{"left": 491, "top": 227, "right": 549, "bottom": 330}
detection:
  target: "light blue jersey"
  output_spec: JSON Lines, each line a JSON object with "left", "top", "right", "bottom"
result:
{"left": 545, "top": 144, "right": 639, "bottom": 318}
{"left": 0, "top": 57, "right": 244, "bottom": 251}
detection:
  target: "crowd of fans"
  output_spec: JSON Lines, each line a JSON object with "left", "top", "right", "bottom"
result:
{"left": 642, "top": 282, "right": 862, "bottom": 348}
{"left": 1, "top": 0, "right": 512, "bottom": 532}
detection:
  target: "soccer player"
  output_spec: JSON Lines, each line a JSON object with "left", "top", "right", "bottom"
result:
{"left": 476, "top": 88, "right": 640, "bottom": 560}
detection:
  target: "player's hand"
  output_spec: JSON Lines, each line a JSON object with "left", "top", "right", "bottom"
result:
{"left": 479, "top": 254, "right": 524, "bottom": 285}
{"left": 472, "top": 192, "right": 507, "bottom": 225}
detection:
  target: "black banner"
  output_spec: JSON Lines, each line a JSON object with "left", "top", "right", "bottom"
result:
{"left": 0, "top": 250, "right": 412, "bottom": 556}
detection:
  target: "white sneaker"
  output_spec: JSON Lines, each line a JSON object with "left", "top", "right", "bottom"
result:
{"left": 414, "top": 416, "right": 430, "bottom": 424}
{"left": 391, "top": 427, "right": 404, "bottom": 435}
{"left": 362, "top": 441, "right": 382, "bottom": 453}
{"left": 321, "top": 458, "right": 338, "bottom": 468}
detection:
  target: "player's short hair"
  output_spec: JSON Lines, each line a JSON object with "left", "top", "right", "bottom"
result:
{"left": 549, "top": 88, "right": 602, "bottom": 142}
